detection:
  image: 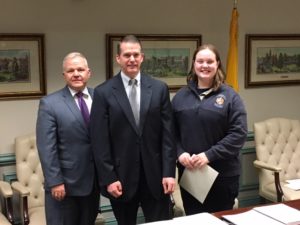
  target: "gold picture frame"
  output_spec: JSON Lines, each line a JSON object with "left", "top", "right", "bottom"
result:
{"left": 0, "top": 33, "right": 46, "bottom": 100}
{"left": 245, "top": 34, "right": 300, "bottom": 88}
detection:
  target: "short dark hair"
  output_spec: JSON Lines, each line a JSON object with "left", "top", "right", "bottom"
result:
{"left": 117, "top": 35, "right": 142, "bottom": 55}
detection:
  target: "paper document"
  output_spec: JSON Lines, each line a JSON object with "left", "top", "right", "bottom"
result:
{"left": 253, "top": 203, "right": 300, "bottom": 225}
{"left": 173, "top": 212, "right": 227, "bottom": 225}
{"left": 222, "top": 209, "right": 284, "bottom": 225}
{"left": 142, "top": 212, "right": 227, "bottom": 224}
{"left": 179, "top": 165, "right": 218, "bottom": 203}
{"left": 285, "top": 179, "right": 300, "bottom": 191}
{"left": 222, "top": 203, "right": 300, "bottom": 225}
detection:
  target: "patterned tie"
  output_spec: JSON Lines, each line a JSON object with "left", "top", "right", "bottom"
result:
{"left": 76, "top": 92, "right": 90, "bottom": 126}
{"left": 128, "top": 79, "right": 139, "bottom": 126}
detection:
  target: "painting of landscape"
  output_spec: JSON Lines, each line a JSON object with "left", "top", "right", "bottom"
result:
{"left": 0, "top": 50, "right": 30, "bottom": 83}
{"left": 256, "top": 47, "right": 300, "bottom": 75}
{"left": 141, "top": 48, "right": 190, "bottom": 78}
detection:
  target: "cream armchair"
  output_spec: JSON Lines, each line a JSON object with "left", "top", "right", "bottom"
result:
{"left": 253, "top": 117, "right": 300, "bottom": 202}
{"left": 12, "top": 133, "right": 45, "bottom": 225}
{"left": 12, "top": 133, "right": 105, "bottom": 225}
{"left": 0, "top": 181, "right": 14, "bottom": 225}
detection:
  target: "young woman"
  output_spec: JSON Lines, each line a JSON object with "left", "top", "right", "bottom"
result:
{"left": 172, "top": 44, "right": 247, "bottom": 215}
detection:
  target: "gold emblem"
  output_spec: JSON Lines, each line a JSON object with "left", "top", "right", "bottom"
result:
{"left": 216, "top": 96, "right": 225, "bottom": 105}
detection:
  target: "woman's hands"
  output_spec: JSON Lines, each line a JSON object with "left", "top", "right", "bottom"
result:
{"left": 178, "top": 152, "right": 209, "bottom": 169}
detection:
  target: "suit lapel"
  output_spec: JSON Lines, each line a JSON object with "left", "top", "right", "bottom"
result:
{"left": 112, "top": 75, "right": 140, "bottom": 135}
{"left": 88, "top": 87, "right": 94, "bottom": 99}
{"left": 62, "top": 86, "right": 87, "bottom": 131}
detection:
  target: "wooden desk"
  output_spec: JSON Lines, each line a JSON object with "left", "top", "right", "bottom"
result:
{"left": 213, "top": 199, "right": 300, "bottom": 218}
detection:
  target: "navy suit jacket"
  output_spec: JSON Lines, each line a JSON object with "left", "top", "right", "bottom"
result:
{"left": 90, "top": 73, "right": 176, "bottom": 202}
{"left": 36, "top": 86, "right": 95, "bottom": 196}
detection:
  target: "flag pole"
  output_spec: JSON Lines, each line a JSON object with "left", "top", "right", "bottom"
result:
{"left": 234, "top": 0, "right": 238, "bottom": 9}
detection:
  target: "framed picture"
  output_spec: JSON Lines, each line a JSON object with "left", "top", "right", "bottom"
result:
{"left": 245, "top": 34, "right": 300, "bottom": 88}
{"left": 0, "top": 34, "right": 46, "bottom": 100}
{"left": 106, "top": 34, "right": 201, "bottom": 91}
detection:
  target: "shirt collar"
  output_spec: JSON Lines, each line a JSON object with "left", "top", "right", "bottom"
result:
{"left": 199, "top": 88, "right": 213, "bottom": 101}
{"left": 68, "top": 86, "right": 89, "bottom": 97}
{"left": 120, "top": 71, "right": 141, "bottom": 86}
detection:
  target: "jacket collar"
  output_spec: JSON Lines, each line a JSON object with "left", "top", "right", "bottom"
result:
{"left": 187, "top": 81, "right": 214, "bottom": 101}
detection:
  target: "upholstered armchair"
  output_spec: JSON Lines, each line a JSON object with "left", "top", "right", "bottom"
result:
{"left": 12, "top": 133, "right": 45, "bottom": 225}
{"left": 253, "top": 117, "right": 300, "bottom": 202}
{"left": 11, "top": 133, "right": 105, "bottom": 225}
{"left": 0, "top": 181, "right": 14, "bottom": 225}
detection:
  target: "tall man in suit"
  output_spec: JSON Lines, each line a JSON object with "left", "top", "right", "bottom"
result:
{"left": 90, "top": 35, "right": 176, "bottom": 225}
{"left": 36, "top": 52, "right": 100, "bottom": 225}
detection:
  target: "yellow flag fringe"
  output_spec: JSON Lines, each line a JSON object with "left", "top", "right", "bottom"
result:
{"left": 226, "top": 7, "right": 239, "bottom": 92}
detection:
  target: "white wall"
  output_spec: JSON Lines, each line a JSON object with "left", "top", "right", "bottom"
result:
{"left": 1, "top": 0, "right": 300, "bottom": 153}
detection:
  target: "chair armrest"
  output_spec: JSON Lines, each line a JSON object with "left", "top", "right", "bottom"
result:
{"left": 253, "top": 160, "right": 282, "bottom": 172}
{"left": 0, "top": 181, "right": 13, "bottom": 198}
{"left": 253, "top": 160, "right": 284, "bottom": 202}
{"left": 11, "top": 181, "right": 30, "bottom": 225}
{"left": 11, "top": 182, "right": 30, "bottom": 197}
{"left": 0, "top": 181, "right": 14, "bottom": 224}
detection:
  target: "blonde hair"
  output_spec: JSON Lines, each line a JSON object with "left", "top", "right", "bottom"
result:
{"left": 62, "top": 52, "right": 88, "bottom": 71}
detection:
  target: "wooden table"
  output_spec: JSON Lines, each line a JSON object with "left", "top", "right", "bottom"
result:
{"left": 213, "top": 199, "right": 300, "bottom": 218}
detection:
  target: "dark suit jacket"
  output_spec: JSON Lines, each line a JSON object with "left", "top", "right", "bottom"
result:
{"left": 36, "top": 86, "right": 95, "bottom": 196}
{"left": 90, "top": 73, "right": 176, "bottom": 202}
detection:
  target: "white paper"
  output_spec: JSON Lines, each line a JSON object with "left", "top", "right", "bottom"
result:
{"left": 286, "top": 179, "right": 300, "bottom": 183}
{"left": 285, "top": 179, "right": 300, "bottom": 191}
{"left": 173, "top": 212, "right": 227, "bottom": 225}
{"left": 179, "top": 165, "right": 218, "bottom": 203}
{"left": 222, "top": 209, "right": 284, "bottom": 225}
{"left": 254, "top": 203, "right": 300, "bottom": 225}
{"left": 222, "top": 203, "right": 300, "bottom": 225}
{"left": 142, "top": 212, "right": 227, "bottom": 225}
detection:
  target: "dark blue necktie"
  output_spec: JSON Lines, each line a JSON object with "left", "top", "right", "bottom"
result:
{"left": 76, "top": 92, "right": 90, "bottom": 126}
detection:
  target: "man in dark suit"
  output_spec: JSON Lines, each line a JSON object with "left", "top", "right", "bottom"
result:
{"left": 90, "top": 35, "right": 176, "bottom": 225}
{"left": 36, "top": 52, "right": 100, "bottom": 225}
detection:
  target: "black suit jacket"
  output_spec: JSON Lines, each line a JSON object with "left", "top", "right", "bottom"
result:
{"left": 90, "top": 73, "right": 176, "bottom": 201}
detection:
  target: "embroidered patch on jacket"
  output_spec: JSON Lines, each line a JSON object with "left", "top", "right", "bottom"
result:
{"left": 214, "top": 94, "right": 226, "bottom": 108}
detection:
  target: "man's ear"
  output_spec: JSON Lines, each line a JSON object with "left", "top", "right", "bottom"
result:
{"left": 141, "top": 53, "right": 145, "bottom": 62}
{"left": 88, "top": 68, "right": 91, "bottom": 78}
{"left": 116, "top": 54, "right": 120, "bottom": 64}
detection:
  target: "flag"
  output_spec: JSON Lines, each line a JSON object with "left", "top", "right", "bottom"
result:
{"left": 226, "top": 7, "right": 239, "bottom": 92}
